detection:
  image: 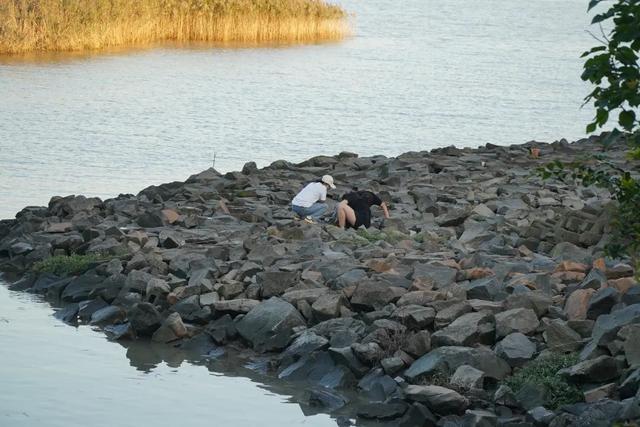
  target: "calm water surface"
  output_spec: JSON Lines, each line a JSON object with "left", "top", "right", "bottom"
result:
{"left": 0, "top": 281, "right": 340, "bottom": 427}
{"left": 0, "top": 0, "right": 596, "bottom": 219}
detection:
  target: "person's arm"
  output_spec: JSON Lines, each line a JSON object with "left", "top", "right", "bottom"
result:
{"left": 319, "top": 184, "right": 327, "bottom": 202}
{"left": 380, "top": 201, "right": 390, "bottom": 219}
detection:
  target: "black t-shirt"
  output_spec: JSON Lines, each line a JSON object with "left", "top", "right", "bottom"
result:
{"left": 341, "top": 191, "right": 383, "bottom": 228}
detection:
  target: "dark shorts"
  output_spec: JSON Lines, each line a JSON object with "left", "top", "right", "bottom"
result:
{"left": 347, "top": 208, "right": 371, "bottom": 229}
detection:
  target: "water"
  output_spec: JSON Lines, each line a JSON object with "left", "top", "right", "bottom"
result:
{"left": 0, "top": 281, "right": 341, "bottom": 427}
{"left": 0, "top": 0, "right": 597, "bottom": 219}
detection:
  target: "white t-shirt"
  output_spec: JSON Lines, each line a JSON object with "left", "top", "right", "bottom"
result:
{"left": 292, "top": 182, "right": 327, "bottom": 207}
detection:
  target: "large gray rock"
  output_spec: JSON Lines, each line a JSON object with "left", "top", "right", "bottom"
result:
{"left": 495, "top": 308, "right": 539, "bottom": 338}
{"left": 404, "top": 385, "right": 469, "bottom": 415}
{"left": 581, "top": 304, "right": 640, "bottom": 360}
{"left": 236, "top": 297, "right": 306, "bottom": 352}
{"left": 450, "top": 365, "right": 485, "bottom": 390}
{"left": 550, "top": 242, "right": 592, "bottom": 265}
{"left": 257, "top": 270, "right": 298, "bottom": 298}
{"left": 559, "top": 355, "right": 620, "bottom": 383}
{"left": 404, "top": 346, "right": 510, "bottom": 381}
{"left": 61, "top": 272, "right": 105, "bottom": 302}
{"left": 391, "top": 305, "right": 436, "bottom": 329}
{"left": 586, "top": 287, "right": 619, "bottom": 320}
{"left": 543, "top": 319, "right": 583, "bottom": 353}
{"left": 128, "top": 302, "right": 162, "bottom": 336}
{"left": 412, "top": 263, "right": 457, "bottom": 289}
{"left": 495, "top": 333, "right": 536, "bottom": 367}
{"left": 351, "top": 280, "right": 400, "bottom": 310}
{"left": 432, "top": 311, "right": 495, "bottom": 347}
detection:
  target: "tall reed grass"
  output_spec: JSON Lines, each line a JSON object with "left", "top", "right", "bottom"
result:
{"left": 0, "top": 0, "right": 349, "bottom": 54}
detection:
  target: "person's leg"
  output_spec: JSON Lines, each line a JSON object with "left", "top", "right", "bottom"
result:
{"left": 291, "top": 205, "right": 306, "bottom": 218}
{"left": 337, "top": 201, "right": 356, "bottom": 228}
{"left": 305, "top": 202, "right": 327, "bottom": 220}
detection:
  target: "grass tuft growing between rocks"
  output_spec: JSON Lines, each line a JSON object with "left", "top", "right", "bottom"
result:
{"left": 356, "top": 228, "right": 408, "bottom": 244}
{"left": 0, "top": 0, "right": 349, "bottom": 54}
{"left": 504, "top": 353, "right": 583, "bottom": 410}
{"left": 33, "top": 253, "right": 109, "bottom": 276}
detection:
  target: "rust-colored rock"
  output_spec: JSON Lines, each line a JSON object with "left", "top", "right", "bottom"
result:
{"left": 564, "top": 288, "right": 595, "bottom": 320}
{"left": 161, "top": 208, "right": 180, "bottom": 224}
{"left": 555, "top": 261, "right": 589, "bottom": 273}
{"left": 606, "top": 277, "right": 637, "bottom": 295}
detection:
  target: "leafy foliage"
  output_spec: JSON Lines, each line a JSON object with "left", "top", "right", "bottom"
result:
{"left": 582, "top": 0, "right": 640, "bottom": 151}
{"left": 32, "top": 253, "right": 110, "bottom": 276}
{"left": 504, "top": 353, "right": 583, "bottom": 410}
{"left": 540, "top": 0, "right": 640, "bottom": 270}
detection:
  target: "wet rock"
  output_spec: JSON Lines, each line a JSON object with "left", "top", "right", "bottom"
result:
{"left": 104, "top": 322, "right": 134, "bottom": 340}
{"left": 54, "top": 303, "right": 79, "bottom": 324}
{"left": 236, "top": 297, "right": 306, "bottom": 352}
{"left": 357, "top": 402, "right": 408, "bottom": 420}
{"left": 78, "top": 298, "right": 108, "bottom": 320}
{"left": 129, "top": 302, "right": 162, "bottom": 336}
{"left": 61, "top": 271, "right": 105, "bottom": 303}
{"left": 307, "top": 386, "right": 347, "bottom": 412}
{"left": 495, "top": 308, "right": 539, "bottom": 338}
{"left": 404, "top": 385, "right": 469, "bottom": 415}
{"left": 90, "top": 305, "right": 125, "bottom": 325}
{"left": 152, "top": 312, "right": 188, "bottom": 343}
{"left": 395, "top": 402, "right": 437, "bottom": 427}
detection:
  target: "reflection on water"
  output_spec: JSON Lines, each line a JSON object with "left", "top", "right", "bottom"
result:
{"left": 0, "top": 0, "right": 595, "bottom": 219}
{"left": 0, "top": 282, "right": 347, "bottom": 427}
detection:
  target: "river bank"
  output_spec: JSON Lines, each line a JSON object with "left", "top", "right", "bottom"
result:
{"left": 1, "top": 136, "right": 639, "bottom": 426}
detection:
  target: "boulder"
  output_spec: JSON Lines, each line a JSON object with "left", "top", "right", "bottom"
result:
{"left": 405, "top": 346, "right": 510, "bottom": 381}
{"left": 495, "top": 308, "right": 539, "bottom": 338}
{"left": 432, "top": 311, "right": 495, "bottom": 347}
{"left": 236, "top": 297, "right": 306, "bottom": 352}
{"left": 128, "top": 302, "right": 162, "bottom": 336}
{"left": 450, "top": 365, "right": 485, "bottom": 390}
{"left": 495, "top": 333, "right": 536, "bottom": 367}
{"left": 543, "top": 319, "right": 583, "bottom": 353}
{"left": 311, "top": 293, "right": 348, "bottom": 321}
{"left": 404, "top": 385, "right": 469, "bottom": 415}
{"left": 559, "top": 356, "right": 620, "bottom": 383}
{"left": 152, "top": 312, "right": 188, "bottom": 343}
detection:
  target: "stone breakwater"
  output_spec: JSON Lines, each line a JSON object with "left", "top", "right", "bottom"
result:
{"left": 1, "top": 136, "right": 639, "bottom": 426}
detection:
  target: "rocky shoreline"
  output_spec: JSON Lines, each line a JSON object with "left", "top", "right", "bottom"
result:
{"left": 1, "top": 136, "right": 639, "bottom": 426}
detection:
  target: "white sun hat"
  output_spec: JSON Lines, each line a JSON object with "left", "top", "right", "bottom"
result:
{"left": 321, "top": 175, "right": 336, "bottom": 189}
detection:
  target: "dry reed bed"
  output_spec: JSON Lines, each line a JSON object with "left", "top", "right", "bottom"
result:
{"left": 0, "top": 0, "right": 349, "bottom": 54}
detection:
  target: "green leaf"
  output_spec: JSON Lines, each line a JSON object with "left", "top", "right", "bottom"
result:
{"left": 597, "top": 108, "right": 609, "bottom": 126}
{"left": 587, "top": 122, "right": 597, "bottom": 133}
{"left": 619, "top": 110, "right": 636, "bottom": 130}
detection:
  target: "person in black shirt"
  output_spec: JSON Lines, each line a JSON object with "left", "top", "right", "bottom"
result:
{"left": 337, "top": 190, "right": 390, "bottom": 229}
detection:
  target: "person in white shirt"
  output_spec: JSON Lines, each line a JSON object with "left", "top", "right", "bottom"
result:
{"left": 291, "top": 175, "right": 336, "bottom": 221}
